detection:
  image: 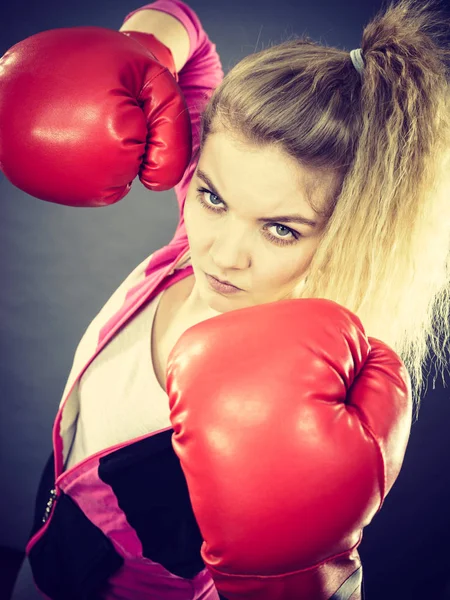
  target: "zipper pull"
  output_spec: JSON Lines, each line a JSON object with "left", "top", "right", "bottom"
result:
{"left": 42, "top": 488, "right": 57, "bottom": 523}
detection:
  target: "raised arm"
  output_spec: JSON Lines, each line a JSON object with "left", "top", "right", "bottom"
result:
{"left": 119, "top": 8, "right": 190, "bottom": 73}
{"left": 121, "top": 0, "right": 224, "bottom": 240}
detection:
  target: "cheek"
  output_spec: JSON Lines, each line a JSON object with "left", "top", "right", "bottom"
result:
{"left": 183, "top": 193, "right": 196, "bottom": 236}
{"left": 184, "top": 194, "right": 214, "bottom": 237}
{"left": 183, "top": 193, "right": 207, "bottom": 249}
{"left": 267, "top": 254, "right": 312, "bottom": 288}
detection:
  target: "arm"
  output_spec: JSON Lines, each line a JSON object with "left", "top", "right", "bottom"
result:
{"left": 119, "top": 8, "right": 190, "bottom": 73}
{"left": 120, "top": 1, "right": 224, "bottom": 239}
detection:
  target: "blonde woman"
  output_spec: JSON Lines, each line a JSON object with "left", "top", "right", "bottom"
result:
{"left": 2, "top": 0, "right": 449, "bottom": 598}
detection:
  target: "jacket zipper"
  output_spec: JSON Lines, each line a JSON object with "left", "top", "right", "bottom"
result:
{"left": 42, "top": 488, "right": 57, "bottom": 524}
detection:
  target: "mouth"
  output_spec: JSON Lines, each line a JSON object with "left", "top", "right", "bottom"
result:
{"left": 207, "top": 273, "right": 243, "bottom": 291}
{"left": 212, "top": 276, "right": 240, "bottom": 288}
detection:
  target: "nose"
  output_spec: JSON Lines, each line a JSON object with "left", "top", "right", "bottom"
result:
{"left": 209, "top": 226, "right": 251, "bottom": 272}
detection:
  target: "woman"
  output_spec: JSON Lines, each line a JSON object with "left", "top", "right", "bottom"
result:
{"left": 3, "top": 0, "right": 449, "bottom": 598}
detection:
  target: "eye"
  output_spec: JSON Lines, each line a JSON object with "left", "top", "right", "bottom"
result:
{"left": 195, "top": 187, "right": 302, "bottom": 247}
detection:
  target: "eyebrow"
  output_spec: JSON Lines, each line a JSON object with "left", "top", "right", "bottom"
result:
{"left": 196, "top": 169, "right": 317, "bottom": 228}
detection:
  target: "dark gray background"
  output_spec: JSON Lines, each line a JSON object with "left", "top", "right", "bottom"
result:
{"left": 1, "top": 1, "right": 450, "bottom": 599}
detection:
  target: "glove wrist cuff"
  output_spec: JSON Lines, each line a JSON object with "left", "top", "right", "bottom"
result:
{"left": 120, "top": 30, "right": 178, "bottom": 82}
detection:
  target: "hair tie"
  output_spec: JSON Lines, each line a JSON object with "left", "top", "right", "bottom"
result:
{"left": 350, "top": 48, "right": 365, "bottom": 76}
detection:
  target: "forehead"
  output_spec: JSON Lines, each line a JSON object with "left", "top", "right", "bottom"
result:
{"left": 201, "top": 131, "right": 303, "bottom": 188}
{"left": 199, "top": 131, "right": 340, "bottom": 219}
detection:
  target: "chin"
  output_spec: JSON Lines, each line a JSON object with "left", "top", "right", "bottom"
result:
{"left": 201, "top": 291, "right": 235, "bottom": 315}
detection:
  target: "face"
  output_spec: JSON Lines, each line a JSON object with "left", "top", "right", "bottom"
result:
{"left": 183, "top": 130, "right": 340, "bottom": 317}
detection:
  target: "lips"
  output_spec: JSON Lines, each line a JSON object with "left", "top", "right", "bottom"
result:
{"left": 209, "top": 274, "right": 241, "bottom": 290}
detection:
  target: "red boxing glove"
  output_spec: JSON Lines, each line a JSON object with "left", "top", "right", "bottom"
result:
{"left": 121, "top": 30, "right": 178, "bottom": 81}
{"left": 166, "top": 298, "right": 412, "bottom": 600}
{"left": 0, "top": 27, "right": 192, "bottom": 206}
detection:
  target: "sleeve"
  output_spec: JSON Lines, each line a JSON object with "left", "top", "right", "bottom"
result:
{"left": 122, "top": 0, "right": 225, "bottom": 241}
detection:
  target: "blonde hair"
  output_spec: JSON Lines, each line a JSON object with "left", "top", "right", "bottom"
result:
{"left": 194, "top": 0, "right": 450, "bottom": 421}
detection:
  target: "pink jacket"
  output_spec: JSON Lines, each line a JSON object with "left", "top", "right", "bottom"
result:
{"left": 25, "top": 1, "right": 225, "bottom": 599}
